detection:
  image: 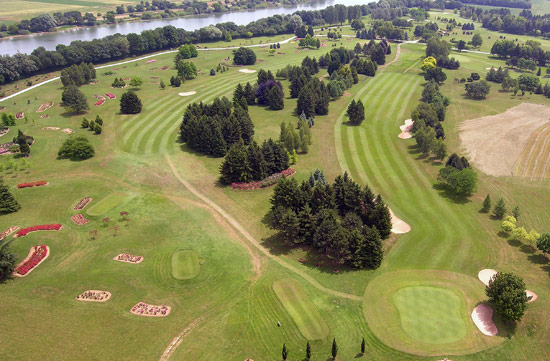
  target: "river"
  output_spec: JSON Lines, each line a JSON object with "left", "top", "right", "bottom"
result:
{"left": 0, "top": 0, "right": 369, "bottom": 56}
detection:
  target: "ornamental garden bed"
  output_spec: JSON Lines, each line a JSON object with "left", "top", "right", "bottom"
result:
{"left": 15, "top": 224, "right": 62, "bottom": 237}
{"left": 71, "top": 214, "right": 89, "bottom": 225}
{"left": 15, "top": 112, "right": 24, "bottom": 119}
{"left": 74, "top": 197, "right": 93, "bottom": 210}
{"left": 113, "top": 253, "right": 143, "bottom": 264}
{"left": 0, "top": 226, "right": 19, "bottom": 241}
{"left": 231, "top": 168, "right": 296, "bottom": 191}
{"left": 130, "top": 302, "right": 170, "bottom": 317}
{"left": 39, "top": 115, "right": 50, "bottom": 119}
{"left": 14, "top": 245, "right": 49, "bottom": 277}
{"left": 61, "top": 128, "right": 74, "bottom": 134}
{"left": 17, "top": 181, "right": 48, "bottom": 189}
{"left": 0, "top": 128, "right": 9, "bottom": 137}
{"left": 94, "top": 99, "right": 105, "bottom": 106}
{"left": 36, "top": 102, "right": 53, "bottom": 112}
{"left": 76, "top": 290, "right": 111, "bottom": 302}
{"left": 105, "top": 93, "right": 116, "bottom": 99}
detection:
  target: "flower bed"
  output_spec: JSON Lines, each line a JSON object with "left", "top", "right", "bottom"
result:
{"left": 113, "top": 253, "right": 143, "bottom": 264}
{"left": 71, "top": 214, "right": 89, "bottom": 225}
{"left": 231, "top": 168, "right": 296, "bottom": 191}
{"left": 17, "top": 181, "right": 48, "bottom": 189}
{"left": 105, "top": 93, "right": 116, "bottom": 99}
{"left": 14, "top": 245, "right": 49, "bottom": 277}
{"left": 74, "top": 197, "right": 93, "bottom": 210}
{"left": 94, "top": 99, "right": 105, "bottom": 106}
{"left": 146, "top": 59, "right": 157, "bottom": 64}
{"left": 15, "top": 112, "right": 24, "bottom": 119}
{"left": 0, "top": 142, "right": 16, "bottom": 155}
{"left": 160, "top": 66, "right": 169, "bottom": 70}
{"left": 0, "top": 226, "right": 19, "bottom": 241}
{"left": 15, "top": 224, "right": 62, "bottom": 237}
{"left": 36, "top": 102, "right": 53, "bottom": 112}
{"left": 130, "top": 302, "right": 170, "bottom": 317}
{"left": 76, "top": 290, "right": 111, "bottom": 302}
{"left": 0, "top": 128, "right": 9, "bottom": 137}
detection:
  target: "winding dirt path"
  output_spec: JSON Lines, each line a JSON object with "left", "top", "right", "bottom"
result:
{"left": 165, "top": 154, "right": 361, "bottom": 302}
{"left": 159, "top": 317, "right": 204, "bottom": 361}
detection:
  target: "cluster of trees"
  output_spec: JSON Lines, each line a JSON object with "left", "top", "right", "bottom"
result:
{"left": 60, "top": 63, "right": 96, "bottom": 87}
{"left": 281, "top": 337, "right": 361, "bottom": 361}
{"left": 233, "top": 47, "right": 256, "bottom": 65}
{"left": 294, "top": 24, "right": 314, "bottom": 38}
{"left": 269, "top": 172, "right": 392, "bottom": 268}
{"left": 280, "top": 118, "right": 312, "bottom": 154}
{"left": 490, "top": 39, "right": 550, "bottom": 68}
{"left": 0, "top": 11, "right": 97, "bottom": 37}
{"left": 438, "top": 154, "right": 478, "bottom": 196}
{"left": 356, "top": 28, "right": 377, "bottom": 40}
{"left": 298, "top": 35, "right": 321, "bottom": 49}
{"left": 426, "top": 38, "right": 460, "bottom": 69}
{"left": 346, "top": 99, "right": 365, "bottom": 125}
{"left": 501, "top": 215, "right": 540, "bottom": 245}
{"left": 219, "top": 139, "right": 290, "bottom": 185}
{"left": 412, "top": 79, "right": 449, "bottom": 142}
{"left": 174, "top": 44, "right": 198, "bottom": 63}
{"left": 62, "top": 85, "right": 89, "bottom": 113}
{"left": 180, "top": 97, "right": 254, "bottom": 157}
{"left": 0, "top": 113, "right": 16, "bottom": 127}
{"left": 176, "top": 61, "right": 198, "bottom": 80}
{"left": 233, "top": 69, "right": 284, "bottom": 111}
{"left": 57, "top": 136, "right": 95, "bottom": 161}
{"left": 354, "top": 39, "right": 390, "bottom": 66}
{"left": 414, "top": 22, "right": 439, "bottom": 41}
{"left": 111, "top": 77, "right": 126, "bottom": 88}
{"left": 371, "top": 19, "right": 405, "bottom": 40}
{"left": 81, "top": 115, "right": 104, "bottom": 135}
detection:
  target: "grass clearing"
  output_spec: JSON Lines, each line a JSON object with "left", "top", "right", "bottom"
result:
{"left": 171, "top": 250, "right": 200, "bottom": 280}
{"left": 272, "top": 278, "right": 329, "bottom": 340}
{"left": 86, "top": 192, "right": 129, "bottom": 216}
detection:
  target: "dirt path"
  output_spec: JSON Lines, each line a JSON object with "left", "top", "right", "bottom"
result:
{"left": 379, "top": 42, "right": 402, "bottom": 71}
{"left": 165, "top": 154, "right": 361, "bottom": 302}
{"left": 159, "top": 317, "right": 204, "bottom": 361}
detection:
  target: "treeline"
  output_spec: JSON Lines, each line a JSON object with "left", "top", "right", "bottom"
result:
{"left": 490, "top": 39, "right": 550, "bottom": 67}
{"left": 0, "top": 3, "right": 372, "bottom": 86}
{"left": 456, "top": 0, "right": 531, "bottom": 9}
{"left": 180, "top": 97, "right": 254, "bottom": 157}
{"left": 269, "top": 172, "right": 392, "bottom": 268}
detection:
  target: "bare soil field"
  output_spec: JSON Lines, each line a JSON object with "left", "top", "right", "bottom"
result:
{"left": 459, "top": 103, "right": 550, "bottom": 177}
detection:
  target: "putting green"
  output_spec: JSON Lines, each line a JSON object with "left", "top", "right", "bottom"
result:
{"left": 393, "top": 286, "right": 466, "bottom": 344}
{"left": 86, "top": 193, "right": 129, "bottom": 216}
{"left": 171, "top": 250, "right": 200, "bottom": 280}
{"left": 363, "top": 270, "right": 503, "bottom": 356}
{"left": 273, "top": 278, "right": 329, "bottom": 340}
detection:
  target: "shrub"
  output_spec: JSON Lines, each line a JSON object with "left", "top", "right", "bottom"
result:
{"left": 58, "top": 136, "right": 95, "bottom": 161}
{"left": 120, "top": 90, "right": 142, "bottom": 114}
{"left": 233, "top": 47, "right": 256, "bottom": 65}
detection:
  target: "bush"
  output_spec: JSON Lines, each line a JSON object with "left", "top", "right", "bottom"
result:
{"left": 486, "top": 272, "right": 528, "bottom": 323}
{"left": 120, "top": 90, "right": 142, "bottom": 114}
{"left": 57, "top": 136, "right": 95, "bottom": 161}
{"left": 233, "top": 47, "right": 256, "bottom": 65}
{"left": 465, "top": 80, "right": 491, "bottom": 99}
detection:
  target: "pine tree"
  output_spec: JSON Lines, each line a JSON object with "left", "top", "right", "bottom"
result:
{"left": 482, "top": 194, "right": 491, "bottom": 213}
{"left": 0, "top": 179, "right": 21, "bottom": 214}
{"left": 81, "top": 117, "right": 89, "bottom": 128}
{"left": 282, "top": 343, "right": 288, "bottom": 361}
{"left": 95, "top": 115, "right": 103, "bottom": 126}
{"left": 361, "top": 337, "right": 366, "bottom": 354}
{"left": 120, "top": 90, "right": 142, "bottom": 114}
{"left": 219, "top": 141, "right": 250, "bottom": 184}
{"left": 512, "top": 205, "right": 521, "bottom": 219}
{"left": 93, "top": 123, "right": 102, "bottom": 134}
{"left": 315, "top": 81, "right": 330, "bottom": 115}
{"left": 19, "top": 141, "right": 30, "bottom": 156}
{"left": 0, "top": 239, "right": 17, "bottom": 281}
{"left": 493, "top": 198, "right": 506, "bottom": 219}
{"left": 297, "top": 87, "right": 315, "bottom": 118}
{"left": 244, "top": 82, "right": 256, "bottom": 105}
{"left": 306, "top": 341, "right": 311, "bottom": 360}
{"left": 247, "top": 140, "right": 268, "bottom": 181}
{"left": 268, "top": 85, "right": 284, "bottom": 110}
{"left": 332, "top": 338, "right": 338, "bottom": 359}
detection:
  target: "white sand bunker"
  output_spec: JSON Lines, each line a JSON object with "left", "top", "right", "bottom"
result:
{"left": 526, "top": 290, "right": 538, "bottom": 303}
{"left": 459, "top": 103, "right": 550, "bottom": 177}
{"left": 178, "top": 91, "right": 196, "bottom": 97}
{"left": 61, "top": 128, "right": 74, "bottom": 134}
{"left": 390, "top": 209, "right": 411, "bottom": 234}
{"left": 471, "top": 304, "right": 498, "bottom": 336}
{"left": 239, "top": 68, "right": 257, "bottom": 73}
{"left": 398, "top": 119, "right": 414, "bottom": 139}
{"left": 478, "top": 269, "right": 498, "bottom": 286}
{"left": 76, "top": 290, "right": 111, "bottom": 302}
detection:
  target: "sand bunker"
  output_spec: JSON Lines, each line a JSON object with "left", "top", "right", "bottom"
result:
{"left": 459, "top": 103, "right": 550, "bottom": 177}
{"left": 471, "top": 304, "right": 498, "bottom": 336}
{"left": 526, "top": 290, "right": 538, "bottom": 303}
{"left": 76, "top": 290, "right": 111, "bottom": 302}
{"left": 42, "top": 127, "right": 60, "bottom": 130}
{"left": 478, "top": 269, "right": 497, "bottom": 286}
{"left": 178, "top": 91, "right": 196, "bottom": 97}
{"left": 239, "top": 68, "right": 257, "bottom": 73}
{"left": 113, "top": 253, "right": 143, "bottom": 264}
{"left": 398, "top": 119, "right": 414, "bottom": 139}
{"left": 131, "top": 302, "right": 171, "bottom": 317}
{"left": 61, "top": 128, "right": 74, "bottom": 134}
{"left": 390, "top": 209, "right": 411, "bottom": 234}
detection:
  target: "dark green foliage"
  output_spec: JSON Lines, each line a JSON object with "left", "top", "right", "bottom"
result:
{"left": 233, "top": 47, "right": 256, "bottom": 65}
{"left": 177, "top": 61, "right": 197, "bottom": 79}
{"left": 537, "top": 233, "right": 550, "bottom": 254}
{"left": 0, "top": 239, "right": 17, "bottom": 281}
{"left": 94, "top": 115, "right": 103, "bottom": 126}
{"left": 482, "top": 194, "right": 491, "bottom": 213}
{"left": 494, "top": 198, "right": 507, "bottom": 219}
{"left": 210, "top": 69, "right": 215, "bottom": 76}
{"left": 424, "top": 66, "right": 447, "bottom": 84}
{"left": 361, "top": 338, "right": 365, "bottom": 354}
{"left": 174, "top": 44, "right": 198, "bottom": 63}
{"left": 306, "top": 341, "right": 311, "bottom": 360}
{"left": 219, "top": 141, "right": 250, "bottom": 185}
{"left": 57, "top": 136, "right": 95, "bottom": 161}
{"left": 332, "top": 338, "right": 338, "bottom": 358}
{"left": 465, "top": 80, "right": 491, "bottom": 99}
{"left": 346, "top": 99, "right": 365, "bottom": 125}
{"left": 282, "top": 343, "right": 288, "bottom": 361}
{"left": 1, "top": 113, "right": 16, "bottom": 127}
{"left": 60, "top": 62, "right": 96, "bottom": 87}
{"left": 81, "top": 117, "right": 89, "bottom": 128}
{"left": 62, "top": 85, "right": 89, "bottom": 113}
{"left": 446, "top": 153, "right": 470, "bottom": 170}
{"left": 512, "top": 206, "right": 521, "bottom": 219}
{"left": 486, "top": 272, "right": 528, "bottom": 323}
{"left": 268, "top": 84, "right": 284, "bottom": 110}
{"left": 0, "top": 178, "right": 20, "bottom": 214}
{"left": 93, "top": 123, "right": 102, "bottom": 134}
{"left": 486, "top": 67, "right": 509, "bottom": 83}
{"left": 120, "top": 90, "right": 142, "bottom": 114}
{"left": 438, "top": 166, "right": 478, "bottom": 197}
{"left": 111, "top": 77, "right": 126, "bottom": 88}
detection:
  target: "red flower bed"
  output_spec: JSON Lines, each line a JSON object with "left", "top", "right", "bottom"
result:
{"left": 105, "top": 93, "right": 116, "bottom": 99}
{"left": 15, "top": 224, "right": 62, "bottom": 237}
{"left": 231, "top": 168, "right": 296, "bottom": 191}
{"left": 15, "top": 245, "right": 48, "bottom": 276}
{"left": 17, "top": 181, "right": 48, "bottom": 189}
{"left": 71, "top": 214, "right": 89, "bottom": 225}
{"left": 94, "top": 99, "right": 105, "bottom": 106}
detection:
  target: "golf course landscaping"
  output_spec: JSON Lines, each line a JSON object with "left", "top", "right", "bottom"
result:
{"left": 0, "top": 8, "right": 549, "bottom": 361}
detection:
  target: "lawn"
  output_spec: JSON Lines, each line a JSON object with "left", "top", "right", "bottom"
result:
{"left": 86, "top": 192, "right": 129, "bottom": 216}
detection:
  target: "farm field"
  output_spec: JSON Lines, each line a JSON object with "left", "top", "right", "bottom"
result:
{"left": 0, "top": 20, "right": 550, "bottom": 361}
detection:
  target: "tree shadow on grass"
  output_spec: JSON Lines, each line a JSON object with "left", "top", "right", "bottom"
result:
{"left": 432, "top": 183, "right": 470, "bottom": 205}
{"left": 527, "top": 253, "right": 548, "bottom": 265}
{"left": 520, "top": 245, "right": 536, "bottom": 254}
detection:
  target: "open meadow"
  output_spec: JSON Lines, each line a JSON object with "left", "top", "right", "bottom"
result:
{"left": 0, "top": 17, "right": 549, "bottom": 361}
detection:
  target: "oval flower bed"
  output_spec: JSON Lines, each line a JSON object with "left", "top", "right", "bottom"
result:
{"left": 17, "top": 181, "right": 48, "bottom": 189}
{"left": 14, "top": 245, "right": 49, "bottom": 277}
{"left": 231, "top": 168, "right": 296, "bottom": 191}
{"left": 76, "top": 290, "right": 111, "bottom": 302}
{"left": 15, "top": 224, "right": 62, "bottom": 237}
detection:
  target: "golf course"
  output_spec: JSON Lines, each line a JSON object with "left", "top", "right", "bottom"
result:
{"left": 0, "top": 4, "right": 549, "bottom": 361}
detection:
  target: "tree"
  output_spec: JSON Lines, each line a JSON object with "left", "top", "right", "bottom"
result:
{"left": 482, "top": 194, "right": 491, "bottom": 213}
{"left": 0, "top": 178, "right": 21, "bottom": 214}
{"left": 177, "top": 61, "right": 197, "bottom": 79}
{"left": 512, "top": 206, "right": 521, "bottom": 219}
{"left": 219, "top": 141, "right": 250, "bottom": 185}
{"left": 457, "top": 40, "right": 466, "bottom": 51}
{"left": 0, "top": 239, "right": 17, "bottom": 281}
{"left": 331, "top": 338, "right": 338, "bottom": 359}
{"left": 306, "top": 341, "right": 311, "bottom": 360}
{"left": 120, "top": 90, "right": 142, "bottom": 114}
{"left": 347, "top": 99, "right": 365, "bottom": 125}
{"left": 129, "top": 77, "right": 143, "bottom": 88}
{"left": 432, "top": 138, "right": 447, "bottom": 161}
{"left": 421, "top": 56, "right": 437, "bottom": 72}
{"left": 486, "top": 272, "right": 528, "bottom": 323}
{"left": 465, "top": 80, "right": 491, "bottom": 99}
{"left": 62, "top": 85, "right": 89, "bottom": 113}
{"left": 81, "top": 117, "right": 89, "bottom": 128}
{"left": 282, "top": 343, "right": 288, "bottom": 360}
{"left": 493, "top": 198, "right": 507, "bottom": 219}
{"left": 268, "top": 84, "right": 284, "bottom": 110}
{"left": 57, "top": 136, "right": 95, "bottom": 161}
{"left": 424, "top": 67, "right": 447, "bottom": 84}
{"left": 438, "top": 166, "right": 477, "bottom": 196}
{"left": 233, "top": 47, "right": 256, "bottom": 65}
{"left": 361, "top": 338, "right": 366, "bottom": 354}
{"left": 536, "top": 233, "right": 550, "bottom": 255}
{"left": 471, "top": 33, "right": 483, "bottom": 47}
{"left": 160, "top": 80, "right": 165, "bottom": 89}
{"left": 93, "top": 123, "right": 102, "bottom": 134}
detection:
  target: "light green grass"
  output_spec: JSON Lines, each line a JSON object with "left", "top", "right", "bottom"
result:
{"left": 86, "top": 192, "right": 128, "bottom": 216}
{"left": 272, "top": 278, "right": 329, "bottom": 340}
{"left": 171, "top": 250, "right": 200, "bottom": 280}
{"left": 393, "top": 286, "right": 466, "bottom": 344}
